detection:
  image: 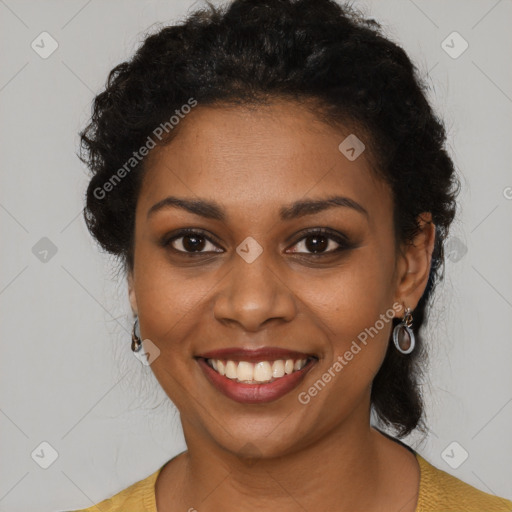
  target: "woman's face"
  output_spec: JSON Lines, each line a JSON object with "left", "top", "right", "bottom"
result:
{"left": 128, "top": 101, "right": 432, "bottom": 458}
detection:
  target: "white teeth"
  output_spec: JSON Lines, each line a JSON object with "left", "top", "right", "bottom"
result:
{"left": 225, "top": 360, "right": 238, "bottom": 379}
{"left": 272, "top": 360, "right": 285, "bottom": 378}
{"left": 254, "top": 361, "right": 272, "bottom": 382}
{"left": 294, "top": 359, "right": 307, "bottom": 371}
{"left": 284, "top": 359, "right": 294, "bottom": 374}
{"left": 206, "top": 357, "right": 310, "bottom": 383}
{"left": 237, "top": 361, "right": 254, "bottom": 382}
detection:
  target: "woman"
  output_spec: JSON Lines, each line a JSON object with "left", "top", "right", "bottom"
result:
{"left": 70, "top": 0, "right": 512, "bottom": 510}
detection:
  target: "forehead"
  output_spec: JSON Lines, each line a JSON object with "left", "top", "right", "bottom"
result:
{"left": 138, "top": 101, "right": 391, "bottom": 222}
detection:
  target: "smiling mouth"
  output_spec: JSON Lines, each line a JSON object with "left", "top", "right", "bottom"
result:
{"left": 199, "top": 357, "right": 318, "bottom": 384}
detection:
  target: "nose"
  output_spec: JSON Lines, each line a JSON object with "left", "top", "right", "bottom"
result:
{"left": 213, "top": 252, "right": 297, "bottom": 332}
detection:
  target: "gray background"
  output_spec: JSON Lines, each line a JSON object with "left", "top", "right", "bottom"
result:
{"left": 0, "top": 0, "right": 511, "bottom": 510}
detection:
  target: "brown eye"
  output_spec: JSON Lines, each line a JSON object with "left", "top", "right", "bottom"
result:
{"left": 287, "top": 229, "right": 350, "bottom": 256}
{"left": 164, "top": 229, "right": 223, "bottom": 254}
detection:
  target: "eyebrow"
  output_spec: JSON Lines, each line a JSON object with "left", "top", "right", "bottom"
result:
{"left": 146, "top": 195, "right": 368, "bottom": 221}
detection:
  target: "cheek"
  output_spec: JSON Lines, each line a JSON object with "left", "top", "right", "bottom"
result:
{"left": 133, "top": 252, "right": 208, "bottom": 350}
{"left": 312, "top": 247, "right": 395, "bottom": 326}
{"left": 303, "top": 249, "right": 396, "bottom": 379}
{"left": 133, "top": 261, "right": 211, "bottom": 407}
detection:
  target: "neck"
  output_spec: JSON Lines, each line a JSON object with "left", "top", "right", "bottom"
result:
{"left": 156, "top": 408, "right": 417, "bottom": 512}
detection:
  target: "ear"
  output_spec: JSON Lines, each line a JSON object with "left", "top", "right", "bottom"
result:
{"left": 127, "top": 271, "right": 138, "bottom": 316}
{"left": 393, "top": 212, "right": 436, "bottom": 312}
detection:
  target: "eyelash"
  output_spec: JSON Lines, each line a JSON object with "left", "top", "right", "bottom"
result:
{"left": 161, "top": 227, "right": 352, "bottom": 257}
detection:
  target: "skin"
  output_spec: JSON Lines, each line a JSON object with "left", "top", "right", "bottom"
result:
{"left": 127, "top": 100, "right": 435, "bottom": 512}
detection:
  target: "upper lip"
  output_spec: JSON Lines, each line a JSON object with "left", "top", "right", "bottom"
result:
{"left": 196, "top": 347, "right": 317, "bottom": 363}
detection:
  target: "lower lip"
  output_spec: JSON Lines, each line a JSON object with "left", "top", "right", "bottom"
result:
{"left": 197, "top": 358, "right": 316, "bottom": 404}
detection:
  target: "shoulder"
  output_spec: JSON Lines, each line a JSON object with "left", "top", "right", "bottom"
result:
{"left": 415, "top": 453, "right": 512, "bottom": 512}
{"left": 64, "top": 466, "right": 163, "bottom": 512}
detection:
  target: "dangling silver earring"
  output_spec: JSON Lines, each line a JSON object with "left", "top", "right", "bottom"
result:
{"left": 131, "top": 316, "right": 142, "bottom": 352}
{"left": 393, "top": 307, "right": 415, "bottom": 354}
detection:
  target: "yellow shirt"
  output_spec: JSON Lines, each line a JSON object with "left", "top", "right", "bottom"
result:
{"left": 68, "top": 453, "right": 512, "bottom": 511}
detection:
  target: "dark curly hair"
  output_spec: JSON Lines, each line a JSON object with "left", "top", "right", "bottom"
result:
{"left": 79, "top": 0, "right": 459, "bottom": 437}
